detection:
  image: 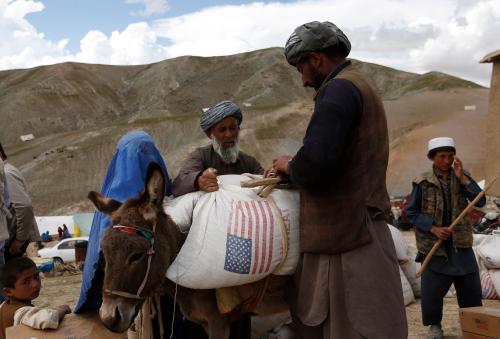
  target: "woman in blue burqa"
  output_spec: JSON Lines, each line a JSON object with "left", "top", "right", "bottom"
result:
{"left": 74, "top": 130, "right": 183, "bottom": 337}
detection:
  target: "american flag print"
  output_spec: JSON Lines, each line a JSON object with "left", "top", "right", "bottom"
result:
{"left": 224, "top": 200, "right": 275, "bottom": 275}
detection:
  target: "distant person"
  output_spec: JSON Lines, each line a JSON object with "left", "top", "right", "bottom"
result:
{"left": 41, "top": 231, "right": 51, "bottom": 242}
{"left": 57, "top": 227, "right": 63, "bottom": 240}
{"left": 0, "top": 257, "right": 71, "bottom": 339}
{"left": 407, "top": 137, "right": 485, "bottom": 339}
{"left": 0, "top": 143, "right": 41, "bottom": 261}
{"left": 171, "top": 100, "right": 263, "bottom": 197}
{"left": 61, "top": 224, "right": 70, "bottom": 239}
{"left": 272, "top": 21, "right": 407, "bottom": 338}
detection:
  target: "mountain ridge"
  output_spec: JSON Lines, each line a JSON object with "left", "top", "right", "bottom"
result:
{"left": 0, "top": 47, "right": 488, "bottom": 215}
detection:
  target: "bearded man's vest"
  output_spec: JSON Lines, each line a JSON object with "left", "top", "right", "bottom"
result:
{"left": 299, "top": 65, "right": 391, "bottom": 254}
{"left": 414, "top": 170, "right": 473, "bottom": 257}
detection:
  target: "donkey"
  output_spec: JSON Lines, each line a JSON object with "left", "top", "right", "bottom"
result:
{"left": 89, "top": 162, "right": 288, "bottom": 338}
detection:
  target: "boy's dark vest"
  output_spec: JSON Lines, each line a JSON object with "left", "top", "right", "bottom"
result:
{"left": 414, "top": 170, "right": 472, "bottom": 256}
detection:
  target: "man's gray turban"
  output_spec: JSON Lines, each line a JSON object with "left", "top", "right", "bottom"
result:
{"left": 200, "top": 100, "right": 243, "bottom": 132}
{"left": 284, "top": 21, "right": 351, "bottom": 66}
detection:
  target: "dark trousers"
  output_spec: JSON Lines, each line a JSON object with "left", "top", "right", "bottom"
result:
{"left": 421, "top": 269, "right": 482, "bottom": 326}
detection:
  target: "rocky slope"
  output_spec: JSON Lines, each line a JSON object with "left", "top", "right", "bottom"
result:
{"left": 0, "top": 47, "right": 488, "bottom": 214}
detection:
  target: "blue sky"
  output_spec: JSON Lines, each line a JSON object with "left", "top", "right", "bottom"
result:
{"left": 1, "top": 0, "right": 500, "bottom": 86}
{"left": 27, "top": 0, "right": 297, "bottom": 52}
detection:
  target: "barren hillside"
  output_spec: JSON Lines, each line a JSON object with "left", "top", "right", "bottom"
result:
{"left": 0, "top": 47, "right": 488, "bottom": 215}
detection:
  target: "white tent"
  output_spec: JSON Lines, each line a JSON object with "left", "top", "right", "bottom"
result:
{"left": 36, "top": 216, "right": 74, "bottom": 235}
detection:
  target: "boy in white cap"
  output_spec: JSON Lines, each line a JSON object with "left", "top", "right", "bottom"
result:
{"left": 407, "top": 137, "right": 485, "bottom": 339}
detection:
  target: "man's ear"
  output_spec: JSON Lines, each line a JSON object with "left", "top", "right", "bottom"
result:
{"left": 308, "top": 51, "right": 322, "bottom": 68}
{"left": 3, "top": 287, "right": 13, "bottom": 298}
{"left": 205, "top": 130, "right": 212, "bottom": 139}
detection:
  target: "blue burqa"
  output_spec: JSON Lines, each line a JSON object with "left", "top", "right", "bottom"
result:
{"left": 75, "top": 130, "right": 171, "bottom": 312}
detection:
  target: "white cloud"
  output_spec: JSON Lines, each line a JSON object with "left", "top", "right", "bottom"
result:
{"left": 126, "top": 0, "right": 169, "bottom": 17}
{"left": 150, "top": 0, "right": 499, "bottom": 85}
{"left": 409, "top": 0, "right": 500, "bottom": 84}
{"left": 0, "top": 0, "right": 498, "bottom": 86}
{"left": 76, "top": 23, "right": 168, "bottom": 65}
{"left": 0, "top": 0, "right": 71, "bottom": 70}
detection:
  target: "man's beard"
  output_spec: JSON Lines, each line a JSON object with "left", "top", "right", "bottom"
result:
{"left": 311, "top": 66, "right": 326, "bottom": 91}
{"left": 211, "top": 135, "right": 240, "bottom": 164}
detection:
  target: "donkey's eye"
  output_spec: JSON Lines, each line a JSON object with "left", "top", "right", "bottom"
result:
{"left": 129, "top": 252, "right": 144, "bottom": 263}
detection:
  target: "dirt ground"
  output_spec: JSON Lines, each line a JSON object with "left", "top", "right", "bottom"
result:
{"left": 31, "top": 229, "right": 500, "bottom": 338}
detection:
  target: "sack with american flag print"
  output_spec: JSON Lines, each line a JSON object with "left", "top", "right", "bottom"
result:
{"left": 166, "top": 175, "right": 299, "bottom": 289}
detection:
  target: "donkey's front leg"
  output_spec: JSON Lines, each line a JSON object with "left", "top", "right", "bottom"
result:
{"left": 176, "top": 289, "right": 231, "bottom": 339}
{"left": 204, "top": 314, "right": 231, "bottom": 339}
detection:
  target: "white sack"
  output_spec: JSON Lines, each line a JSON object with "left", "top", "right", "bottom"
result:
{"left": 476, "top": 235, "right": 500, "bottom": 269}
{"left": 388, "top": 224, "right": 408, "bottom": 261}
{"left": 163, "top": 191, "right": 204, "bottom": 233}
{"left": 488, "top": 269, "right": 500, "bottom": 298}
{"left": 166, "top": 175, "right": 299, "bottom": 289}
{"left": 473, "top": 234, "right": 489, "bottom": 247}
{"left": 401, "top": 245, "right": 421, "bottom": 298}
{"left": 399, "top": 266, "right": 415, "bottom": 306}
{"left": 480, "top": 270, "right": 499, "bottom": 300}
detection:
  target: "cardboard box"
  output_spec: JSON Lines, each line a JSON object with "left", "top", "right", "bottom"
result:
{"left": 460, "top": 306, "right": 500, "bottom": 339}
{"left": 6, "top": 312, "right": 127, "bottom": 339}
{"left": 462, "top": 332, "right": 496, "bottom": 339}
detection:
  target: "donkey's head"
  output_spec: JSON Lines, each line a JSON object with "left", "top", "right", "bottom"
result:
{"left": 89, "top": 162, "right": 169, "bottom": 332}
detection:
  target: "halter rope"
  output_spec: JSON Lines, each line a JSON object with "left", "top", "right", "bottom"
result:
{"left": 104, "top": 222, "right": 157, "bottom": 300}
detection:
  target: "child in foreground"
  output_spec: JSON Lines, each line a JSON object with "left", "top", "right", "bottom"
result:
{"left": 0, "top": 257, "right": 71, "bottom": 339}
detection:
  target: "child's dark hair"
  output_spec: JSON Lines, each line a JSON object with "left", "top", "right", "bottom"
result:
{"left": 0, "top": 257, "right": 36, "bottom": 288}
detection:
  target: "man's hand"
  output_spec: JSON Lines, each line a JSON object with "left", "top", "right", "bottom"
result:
{"left": 263, "top": 167, "right": 277, "bottom": 178}
{"left": 453, "top": 157, "right": 469, "bottom": 185}
{"left": 197, "top": 168, "right": 218, "bottom": 192}
{"left": 9, "top": 239, "right": 24, "bottom": 255}
{"left": 56, "top": 305, "right": 71, "bottom": 321}
{"left": 272, "top": 156, "right": 292, "bottom": 175}
{"left": 430, "top": 226, "right": 452, "bottom": 240}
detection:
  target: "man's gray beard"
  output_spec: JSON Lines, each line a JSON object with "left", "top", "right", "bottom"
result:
{"left": 211, "top": 135, "right": 240, "bottom": 164}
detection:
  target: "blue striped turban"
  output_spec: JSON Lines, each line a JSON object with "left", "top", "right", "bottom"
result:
{"left": 200, "top": 100, "right": 242, "bottom": 132}
{"left": 284, "top": 21, "right": 351, "bottom": 66}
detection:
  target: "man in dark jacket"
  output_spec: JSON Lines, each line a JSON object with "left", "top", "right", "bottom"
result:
{"left": 272, "top": 21, "right": 407, "bottom": 338}
{"left": 406, "top": 137, "right": 484, "bottom": 339}
{"left": 172, "top": 100, "right": 263, "bottom": 197}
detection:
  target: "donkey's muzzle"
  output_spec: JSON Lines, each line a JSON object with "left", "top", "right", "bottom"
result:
{"left": 100, "top": 295, "right": 142, "bottom": 333}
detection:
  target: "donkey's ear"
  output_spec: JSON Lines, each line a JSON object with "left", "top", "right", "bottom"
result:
{"left": 145, "top": 162, "right": 165, "bottom": 209}
{"left": 88, "top": 191, "right": 122, "bottom": 214}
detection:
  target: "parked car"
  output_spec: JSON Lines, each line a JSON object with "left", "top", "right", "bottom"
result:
{"left": 37, "top": 237, "right": 89, "bottom": 264}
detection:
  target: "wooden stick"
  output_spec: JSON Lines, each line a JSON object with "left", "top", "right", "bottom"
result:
{"left": 416, "top": 174, "right": 500, "bottom": 277}
{"left": 240, "top": 177, "right": 281, "bottom": 188}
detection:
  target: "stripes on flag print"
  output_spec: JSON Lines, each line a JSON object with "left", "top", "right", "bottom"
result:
{"left": 224, "top": 200, "right": 275, "bottom": 275}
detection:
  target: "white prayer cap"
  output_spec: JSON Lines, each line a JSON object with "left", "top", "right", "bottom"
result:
{"left": 427, "top": 137, "right": 455, "bottom": 153}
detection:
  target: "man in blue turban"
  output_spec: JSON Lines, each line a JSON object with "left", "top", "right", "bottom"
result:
{"left": 172, "top": 100, "right": 263, "bottom": 196}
